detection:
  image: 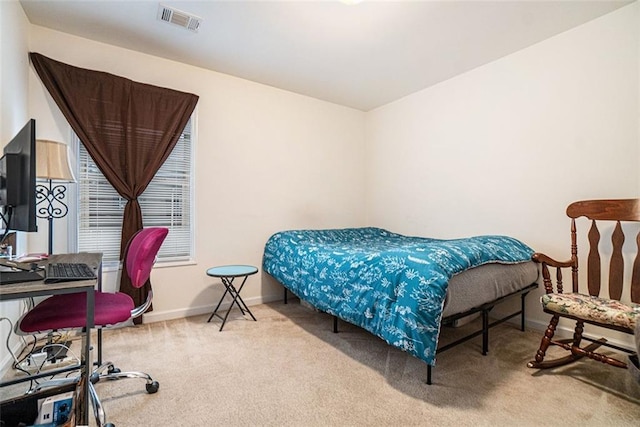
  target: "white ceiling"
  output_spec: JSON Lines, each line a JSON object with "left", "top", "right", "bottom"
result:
{"left": 19, "top": 0, "right": 632, "bottom": 111}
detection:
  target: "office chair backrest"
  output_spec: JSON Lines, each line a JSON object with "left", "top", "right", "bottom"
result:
{"left": 125, "top": 227, "right": 169, "bottom": 288}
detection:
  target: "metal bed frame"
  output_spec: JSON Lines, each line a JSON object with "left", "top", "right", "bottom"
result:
{"left": 284, "top": 281, "right": 538, "bottom": 385}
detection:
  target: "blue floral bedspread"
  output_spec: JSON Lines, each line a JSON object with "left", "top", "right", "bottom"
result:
{"left": 262, "top": 227, "right": 534, "bottom": 366}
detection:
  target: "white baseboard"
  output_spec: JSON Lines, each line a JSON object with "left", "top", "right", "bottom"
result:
{"left": 141, "top": 294, "right": 282, "bottom": 324}
{"left": 143, "top": 297, "right": 637, "bottom": 353}
{"left": 4, "top": 299, "right": 634, "bottom": 379}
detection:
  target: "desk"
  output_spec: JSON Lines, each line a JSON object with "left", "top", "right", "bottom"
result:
{"left": 206, "top": 265, "right": 258, "bottom": 331}
{"left": 0, "top": 252, "right": 102, "bottom": 426}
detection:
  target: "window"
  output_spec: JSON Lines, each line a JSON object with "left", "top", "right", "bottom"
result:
{"left": 72, "top": 118, "right": 194, "bottom": 265}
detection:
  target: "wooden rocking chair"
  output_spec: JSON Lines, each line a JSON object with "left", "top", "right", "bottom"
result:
{"left": 528, "top": 199, "right": 640, "bottom": 371}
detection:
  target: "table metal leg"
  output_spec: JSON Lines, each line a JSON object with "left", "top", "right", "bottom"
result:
{"left": 82, "top": 287, "right": 94, "bottom": 425}
{"left": 223, "top": 277, "right": 247, "bottom": 315}
{"left": 207, "top": 284, "right": 232, "bottom": 323}
{"left": 207, "top": 275, "right": 257, "bottom": 331}
{"left": 226, "top": 276, "right": 256, "bottom": 320}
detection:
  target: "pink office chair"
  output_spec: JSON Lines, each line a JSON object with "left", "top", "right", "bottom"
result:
{"left": 17, "top": 227, "right": 169, "bottom": 427}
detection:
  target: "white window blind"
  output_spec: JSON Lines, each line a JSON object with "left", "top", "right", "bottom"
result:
{"left": 75, "top": 119, "right": 193, "bottom": 264}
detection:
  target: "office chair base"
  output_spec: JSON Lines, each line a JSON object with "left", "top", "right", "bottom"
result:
{"left": 91, "top": 362, "right": 160, "bottom": 393}
{"left": 88, "top": 362, "right": 159, "bottom": 426}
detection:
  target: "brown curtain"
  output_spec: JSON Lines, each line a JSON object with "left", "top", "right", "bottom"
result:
{"left": 30, "top": 53, "right": 199, "bottom": 313}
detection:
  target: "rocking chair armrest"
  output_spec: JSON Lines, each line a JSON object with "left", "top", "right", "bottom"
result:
{"left": 532, "top": 252, "right": 575, "bottom": 294}
{"left": 532, "top": 252, "right": 574, "bottom": 269}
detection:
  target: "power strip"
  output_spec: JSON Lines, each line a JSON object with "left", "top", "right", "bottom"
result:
{"left": 16, "top": 356, "right": 78, "bottom": 374}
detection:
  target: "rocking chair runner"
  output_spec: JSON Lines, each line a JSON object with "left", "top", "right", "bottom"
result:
{"left": 528, "top": 199, "right": 640, "bottom": 371}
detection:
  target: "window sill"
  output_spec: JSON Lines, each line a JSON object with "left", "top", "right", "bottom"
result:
{"left": 100, "top": 259, "right": 196, "bottom": 272}
{"left": 154, "top": 259, "right": 197, "bottom": 269}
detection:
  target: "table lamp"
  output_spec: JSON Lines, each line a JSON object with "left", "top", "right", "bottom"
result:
{"left": 36, "top": 139, "right": 76, "bottom": 255}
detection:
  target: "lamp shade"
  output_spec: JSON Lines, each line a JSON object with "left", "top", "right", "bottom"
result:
{"left": 36, "top": 139, "right": 76, "bottom": 182}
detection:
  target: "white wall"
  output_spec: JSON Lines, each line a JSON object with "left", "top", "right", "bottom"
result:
{"left": 366, "top": 3, "right": 639, "bottom": 343}
{"left": 0, "top": 0, "right": 31, "bottom": 372}
{"left": 27, "top": 26, "right": 367, "bottom": 322}
{"left": 4, "top": 1, "right": 638, "bottom": 362}
{"left": 0, "top": 1, "right": 30, "bottom": 139}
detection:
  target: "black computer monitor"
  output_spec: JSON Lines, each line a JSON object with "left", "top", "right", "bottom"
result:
{"left": 0, "top": 119, "right": 37, "bottom": 238}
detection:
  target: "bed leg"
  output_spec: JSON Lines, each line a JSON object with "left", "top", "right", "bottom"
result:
{"left": 520, "top": 292, "right": 528, "bottom": 331}
{"left": 284, "top": 288, "right": 288, "bottom": 304}
{"left": 482, "top": 309, "right": 489, "bottom": 355}
{"left": 426, "top": 365, "right": 433, "bottom": 385}
{"left": 333, "top": 316, "right": 338, "bottom": 333}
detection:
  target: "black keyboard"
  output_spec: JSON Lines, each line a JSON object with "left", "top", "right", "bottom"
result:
{"left": 45, "top": 263, "right": 96, "bottom": 284}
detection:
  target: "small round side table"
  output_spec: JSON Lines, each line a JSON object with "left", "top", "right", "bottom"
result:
{"left": 206, "top": 265, "right": 258, "bottom": 331}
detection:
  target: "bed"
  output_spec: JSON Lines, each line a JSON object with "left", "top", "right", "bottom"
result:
{"left": 262, "top": 227, "right": 538, "bottom": 383}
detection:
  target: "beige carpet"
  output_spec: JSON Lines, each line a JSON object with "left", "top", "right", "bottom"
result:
{"left": 3, "top": 300, "right": 640, "bottom": 426}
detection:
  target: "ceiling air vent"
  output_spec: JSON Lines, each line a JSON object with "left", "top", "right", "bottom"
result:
{"left": 157, "top": 4, "right": 202, "bottom": 32}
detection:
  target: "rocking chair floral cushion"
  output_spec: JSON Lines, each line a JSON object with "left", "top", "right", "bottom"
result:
{"left": 541, "top": 293, "right": 640, "bottom": 330}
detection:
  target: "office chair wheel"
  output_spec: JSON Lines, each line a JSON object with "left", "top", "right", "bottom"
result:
{"left": 146, "top": 381, "right": 159, "bottom": 394}
{"left": 105, "top": 423, "right": 115, "bottom": 427}
{"left": 90, "top": 372, "right": 100, "bottom": 384}
{"left": 107, "top": 365, "right": 121, "bottom": 375}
